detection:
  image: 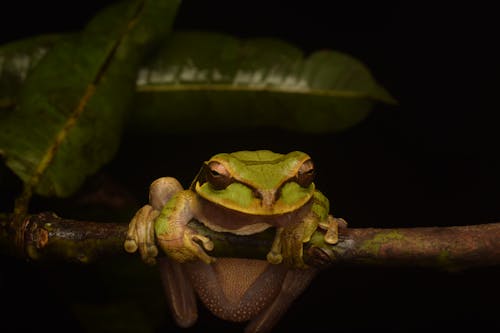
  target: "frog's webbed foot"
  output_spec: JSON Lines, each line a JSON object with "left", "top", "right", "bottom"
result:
{"left": 124, "top": 204, "right": 159, "bottom": 265}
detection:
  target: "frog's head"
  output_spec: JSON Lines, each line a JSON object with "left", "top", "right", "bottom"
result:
{"left": 193, "top": 150, "right": 315, "bottom": 215}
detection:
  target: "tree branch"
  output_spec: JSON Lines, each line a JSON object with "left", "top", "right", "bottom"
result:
{"left": 1, "top": 212, "right": 499, "bottom": 271}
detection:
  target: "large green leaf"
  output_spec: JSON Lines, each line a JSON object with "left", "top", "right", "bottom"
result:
{"left": 0, "top": 34, "right": 65, "bottom": 111}
{"left": 131, "top": 31, "right": 396, "bottom": 133}
{"left": 0, "top": 0, "right": 180, "bottom": 199}
{"left": 1, "top": 31, "right": 395, "bottom": 136}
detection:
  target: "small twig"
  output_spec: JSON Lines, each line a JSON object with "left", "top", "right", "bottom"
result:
{"left": 0, "top": 212, "right": 499, "bottom": 271}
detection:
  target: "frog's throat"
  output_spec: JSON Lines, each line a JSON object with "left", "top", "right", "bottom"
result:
{"left": 195, "top": 197, "right": 314, "bottom": 235}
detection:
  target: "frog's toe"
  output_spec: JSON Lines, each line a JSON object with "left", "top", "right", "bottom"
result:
{"left": 184, "top": 232, "right": 215, "bottom": 264}
{"left": 124, "top": 211, "right": 139, "bottom": 253}
{"left": 319, "top": 215, "right": 340, "bottom": 245}
{"left": 125, "top": 205, "right": 160, "bottom": 263}
{"left": 325, "top": 229, "right": 338, "bottom": 244}
{"left": 147, "top": 243, "right": 159, "bottom": 258}
{"left": 336, "top": 217, "right": 348, "bottom": 228}
{"left": 124, "top": 238, "right": 138, "bottom": 253}
{"left": 136, "top": 241, "right": 159, "bottom": 265}
{"left": 266, "top": 251, "right": 283, "bottom": 264}
{"left": 192, "top": 234, "right": 214, "bottom": 251}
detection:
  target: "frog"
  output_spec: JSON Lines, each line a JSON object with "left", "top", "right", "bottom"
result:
{"left": 124, "top": 150, "right": 341, "bottom": 333}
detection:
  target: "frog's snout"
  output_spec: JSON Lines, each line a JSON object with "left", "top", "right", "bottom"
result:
{"left": 254, "top": 189, "right": 278, "bottom": 208}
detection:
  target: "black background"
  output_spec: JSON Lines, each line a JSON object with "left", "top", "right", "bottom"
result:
{"left": 1, "top": 1, "right": 499, "bottom": 332}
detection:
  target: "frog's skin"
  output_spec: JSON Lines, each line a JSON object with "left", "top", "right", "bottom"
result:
{"left": 125, "top": 150, "right": 339, "bottom": 333}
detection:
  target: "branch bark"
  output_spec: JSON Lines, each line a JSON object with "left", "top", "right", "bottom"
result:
{"left": 1, "top": 212, "right": 499, "bottom": 271}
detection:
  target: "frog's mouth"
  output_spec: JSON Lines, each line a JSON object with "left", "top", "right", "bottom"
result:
{"left": 195, "top": 196, "right": 314, "bottom": 236}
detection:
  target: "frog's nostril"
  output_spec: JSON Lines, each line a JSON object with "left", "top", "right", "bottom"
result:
{"left": 253, "top": 189, "right": 263, "bottom": 200}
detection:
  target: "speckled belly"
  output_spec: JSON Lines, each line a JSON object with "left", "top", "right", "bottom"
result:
{"left": 184, "top": 258, "right": 288, "bottom": 322}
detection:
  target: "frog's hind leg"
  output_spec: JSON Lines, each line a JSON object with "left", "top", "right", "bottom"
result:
{"left": 149, "top": 177, "right": 183, "bottom": 210}
{"left": 159, "top": 258, "right": 198, "bottom": 327}
{"left": 244, "top": 268, "right": 317, "bottom": 333}
{"left": 184, "top": 259, "right": 288, "bottom": 323}
{"left": 152, "top": 178, "right": 198, "bottom": 327}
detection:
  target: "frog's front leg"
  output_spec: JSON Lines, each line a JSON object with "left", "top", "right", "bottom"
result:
{"left": 124, "top": 177, "right": 208, "bottom": 328}
{"left": 155, "top": 190, "right": 215, "bottom": 264}
{"left": 266, "top": 191, "right": 339, "bottom": 268}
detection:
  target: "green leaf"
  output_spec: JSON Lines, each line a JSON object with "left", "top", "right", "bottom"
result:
{"left": 0, "top": 0, "right": 180, "bottom": 200}
{"left": 1, "top": 31, "right": 395, "bottom": 137}
{"left": 131, "top": 31, "right": 396, "bottom": 134}
{"left": 0, "top": 34, "right": 65, "bottom": 110}
{"left": 1, "top": 30, "right": 395, "bottom": 137}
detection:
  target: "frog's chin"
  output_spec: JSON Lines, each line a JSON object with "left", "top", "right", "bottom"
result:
{"left": 195, "top": 197, "right": 313, "bottom": 236}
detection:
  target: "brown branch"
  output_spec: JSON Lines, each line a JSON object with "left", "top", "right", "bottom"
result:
{"left": 1, "top": 212, "right": 499, "bottom": 271}
{"left": 0, "top": 212, "right": 128, "bottom": 263}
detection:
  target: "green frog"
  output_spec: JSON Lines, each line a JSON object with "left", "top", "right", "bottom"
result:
{"left": 124, "top": 150, "right": 340, "bottom": 332}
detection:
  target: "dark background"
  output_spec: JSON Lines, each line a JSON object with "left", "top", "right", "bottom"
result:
{"left": 1, "top": 1, "right": 499, "bottom": 332}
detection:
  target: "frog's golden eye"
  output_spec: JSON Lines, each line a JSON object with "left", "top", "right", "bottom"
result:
{"left": 206, "top": 161, "right": 233, "bottom": 190}
{"left": 296, "top": 159, "right": 315, "bottom": 187}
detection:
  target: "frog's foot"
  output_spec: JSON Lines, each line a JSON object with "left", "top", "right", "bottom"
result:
{"left": 319, "top": 215, "right": 345, "bottom": 244}
{"left": 158, "top": 228, "right": 215, "bottom": 265}
{"left": 266, "top": 224, "right": 310, "bottom": 268}
{"left": 124, "top": 205, "right": 159, "bottom": 265}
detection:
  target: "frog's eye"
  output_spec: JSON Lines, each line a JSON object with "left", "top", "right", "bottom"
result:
{"left": 206, "top": 161, "right": 233, "bottom": 190}
{"left": 296, "top": 159, "right": 315, "bottom": 187}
